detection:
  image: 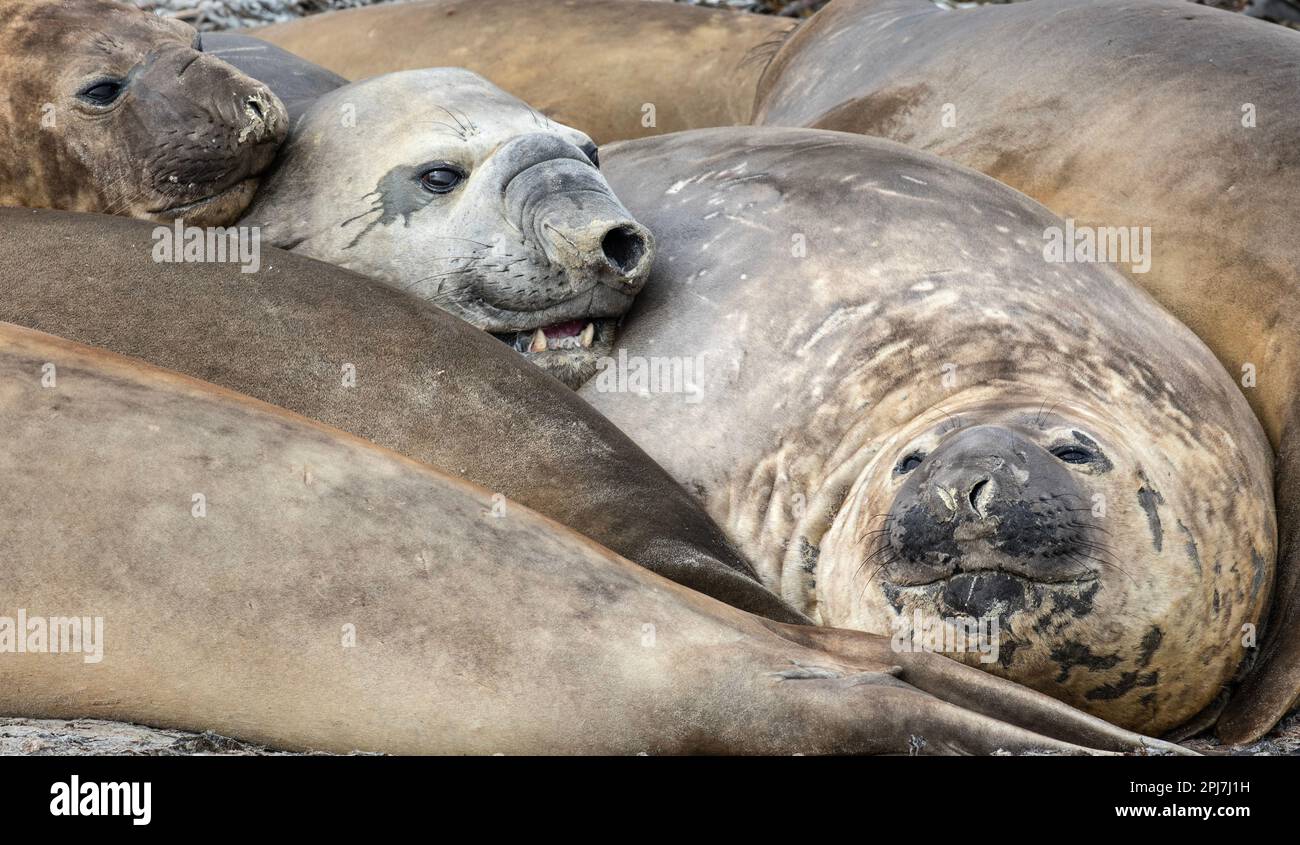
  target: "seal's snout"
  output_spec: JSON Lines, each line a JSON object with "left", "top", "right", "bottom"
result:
{"left": 498, "top": 132, "right": 655, "bottom": 295}
{"left": 878, "top": 424, "right": 1100, "bottom": 616}
{"left": 528, "top": 186, "right": 656, "bottom": 295}
{"left": 236, "top": 88, "right": 286, "bottom": 146}
{"left": 539, "top": 215, "right": 654, "bottom": 293}
{"left": 126, "top": 43, "right": 288, "bottom": 225}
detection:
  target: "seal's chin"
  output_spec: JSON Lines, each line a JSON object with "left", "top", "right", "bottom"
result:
{"left": 149, "top": 177, "right": 260, "bottom": 227}
{"left": 491, "top": 318, "right": 616, "bottom": 389}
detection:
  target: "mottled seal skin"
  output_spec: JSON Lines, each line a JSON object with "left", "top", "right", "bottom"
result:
{"left": 253, "top": 0, "right": 794, "bottom": 144}
{"left": 0, "top": 206, "right": 787, "bottom": 626}
{"left": 0, "top": 0, "right": 288, "bottom": 226}
{"left": 586, "top": 128, "right": 1275, "bottom": 737}
{"left": 0, "top": 323, "right": 1195, "bottom": 755}
{"left": 753, "top": 0, "right": 1300, "bottom": 744}
{"left": 201, "top": 32, "right": 347, "bottom": 125}
{"left": 241, "top": 70, "right": 654, "bottom": 388}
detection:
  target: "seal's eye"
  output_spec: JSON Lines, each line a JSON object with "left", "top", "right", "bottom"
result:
{"left": 895, "top": 452, "right": 925, "bottom": 475}
{"left": 1051, "top": 446, "right": 1093, "bottom": 464}
{"left": 78, "top": 79, "right": 124, "bottom": 106}
{"left": 580, "top": 142, "right": 600, "bottom": 169}
{"left": 419, "top": 165, "right": 466, "bottom": 194}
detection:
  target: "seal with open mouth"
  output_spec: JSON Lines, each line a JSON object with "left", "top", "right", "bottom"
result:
{"left": 586, "top": 128, "right": 1276, "bottom": 737}
{"left": 242, "top": 69, "right": 654, "bottom": 388}
{"left": 0, "top": 0, "right": 287, "bottom": 226}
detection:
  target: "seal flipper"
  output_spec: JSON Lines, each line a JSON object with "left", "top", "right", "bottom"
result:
{"left": 1218, "top": 434, "right": 1300, "bottom": 743}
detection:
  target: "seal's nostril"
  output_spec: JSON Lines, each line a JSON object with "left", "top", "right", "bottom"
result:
{"left": 968, "top": 478, "right": 989, "bottom": 513}
{"left": 246, "top": 97, "right": 264, "bottom": 120}
{"left": 601, "top": 225, "right": 646, "bottom": 276}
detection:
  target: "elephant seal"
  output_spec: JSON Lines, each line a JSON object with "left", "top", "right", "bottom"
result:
{"left": 0, "top": 321, "right": 1193, "bottom": 755}
{"left": 201, "top": 32, "right": 347, "bottom": 125}
{"left": 0, "top": 0, "right": 288, "bottom": 225}
{"left": 753, "top": 0, "right": 1300, "bottom": 743}
{"left": 0, "top": 206, "right": 785, "bottom": 626}
{"left": 253, "top": 0, "right": 793, "bottom": 143}
{"left": 241, "top": 69, "right": 654, "bottom": 388}
{"left": 584, "top": 128, "right": 1275, "bottom": 738}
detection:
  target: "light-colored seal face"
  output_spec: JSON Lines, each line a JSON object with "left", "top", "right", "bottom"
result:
{"left": 588, "top": 128, "right": 1276, "bottom": 735}
{"left": 243, "top": 69, "right": 654, "bottom": 388}
{"left": 0, "top": 0, "right": 288, "bottom": 226}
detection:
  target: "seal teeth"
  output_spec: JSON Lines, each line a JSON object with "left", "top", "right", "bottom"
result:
{"left": 580, "top": 322, "right": 595, "bottom": 348}
{"left": 529, "top": 328, "right": 548, "bottom": 353}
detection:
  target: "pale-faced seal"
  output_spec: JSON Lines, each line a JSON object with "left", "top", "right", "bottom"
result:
{"left": 753, "top": 0, "right": 1300, "bottom": 743}
{"left": 240, "top": 69, "right": 655, "bottom": 388}
{"left": 252, "top": 0, "right": 793, "bottom": 143}
{"left": 0, "top": 207, "right": 785, "bottom": 625}
{"left": 0, "top": 0, "right": 288, "bottom": 225}
{"left": 201, "top": 32, "right": 346, "bottom": 125}
{"left": 583, "top": 128, "right": 1275, "bottom": 738}
{"left": 0, "top": 320, "right": 1191, "bottom": 755}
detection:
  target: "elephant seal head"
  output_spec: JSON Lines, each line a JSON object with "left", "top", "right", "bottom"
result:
{"left": 0, "top": 0, "right": 288, "bottom": 225}
{"left": 818, "top": 385, "right": 1275, "bottom": 737}
{"left": 243, "top": 69, "right": 654, "bottom": 388}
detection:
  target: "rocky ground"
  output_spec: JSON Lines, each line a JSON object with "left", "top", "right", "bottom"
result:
{"left": 0, "top": 718, "right": 284, "bottom": 756}
{"left": 130, "top": 0, "right": 1300, "bottom": 30}
{"left": 4, "top": 709, "right": 1298, "bottom": 755}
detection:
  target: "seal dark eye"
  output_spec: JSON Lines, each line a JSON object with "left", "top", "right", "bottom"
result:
{"left": 419, "top": 164, "right": 466, "bottom": 194}
{"left": 1051, "top": 446, "right": 1093, "bottom": 464}
{"left": 895, "top": 452, "right": 925, "bottom": 475}
{"left": 580, "top": 142, "right": 600, "bottom": 169}
{"left": 78, "top": 79, "right": 124, "bottom": 106}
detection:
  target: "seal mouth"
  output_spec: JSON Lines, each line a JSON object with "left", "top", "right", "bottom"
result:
{"left": 884, "top": 569, "right": 1101, "bottom": 623}
{"left": 888, "top": 560, "right": 1100, "bottom": 590}
{"left": 490, "top": 318, "right": 617, "bottom": 388}
{"left": 150, "top": 177, "right": 258, "bottom": 221}
{"left": 491, "top": 318, "right": 610, "bottom": 355}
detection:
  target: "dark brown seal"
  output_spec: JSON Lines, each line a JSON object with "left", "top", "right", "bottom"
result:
{"left": 0, "top": 0, "right": 287, "bottom": 225}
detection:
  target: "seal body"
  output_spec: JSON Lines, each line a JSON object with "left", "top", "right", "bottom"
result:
{"left": 241, "top": 69, "right": 655, "bottom": 388}
{"left": 0, "top": 322, "right": 1193, "bottom": 755}
{"left": 0, "top": 207, "right": 790, "bottom": 626}
{"left": 253, "top": 0, "right": 793, "bottom": 143}
{"left": 0, "top": 0, "right": 287, "bottom": 225}
{"left": 585, "top": 128, "right": 1275, "bottom": 736}
{"left": 754, "top": 0, "right": 1300, "bottom": 742}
